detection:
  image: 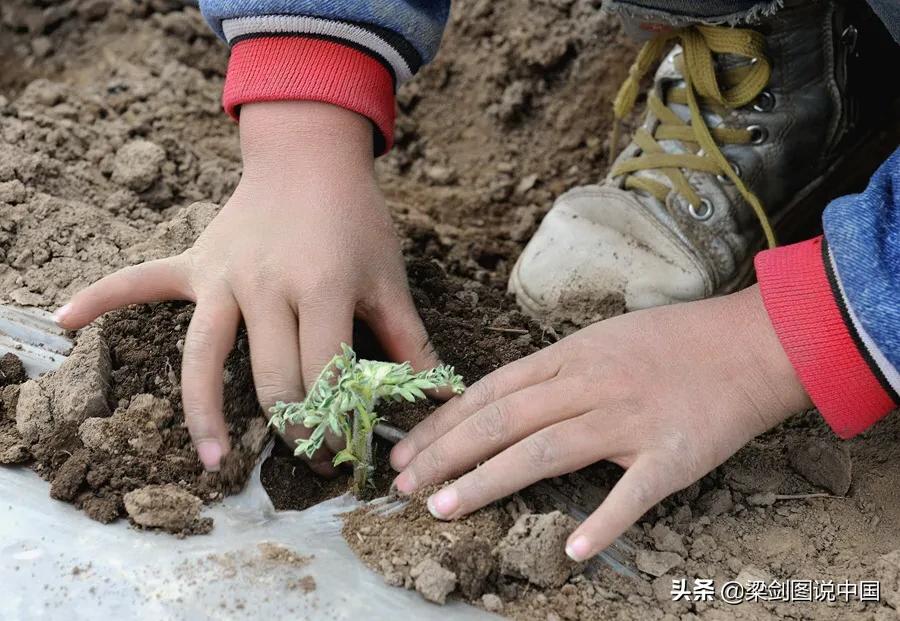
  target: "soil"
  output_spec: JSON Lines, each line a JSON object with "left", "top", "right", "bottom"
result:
{"left": 1, "top": 1, "right": 900, "bottom": 620}
{"left": 5, "top": 300, "right": 265, "bottom": 531}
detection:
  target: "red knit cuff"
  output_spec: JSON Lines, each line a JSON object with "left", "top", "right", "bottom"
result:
{"left": 223, "top": 36, "right": 396, "bottom": 155}
{"left": 755, "top": 236, "right": 896, "bottom": 438}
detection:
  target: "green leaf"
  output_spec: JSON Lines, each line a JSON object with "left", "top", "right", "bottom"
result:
{"left": 332, "top": 449, "right": 358, "bottom": 466}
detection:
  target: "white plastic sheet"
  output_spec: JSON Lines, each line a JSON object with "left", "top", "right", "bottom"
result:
{"left": 0, "top": 445, "right": 495, "bottom": 621}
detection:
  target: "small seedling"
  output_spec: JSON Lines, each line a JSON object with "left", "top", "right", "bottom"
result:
{"left": 269, "top": 344, "right": 465, "bottom": 497}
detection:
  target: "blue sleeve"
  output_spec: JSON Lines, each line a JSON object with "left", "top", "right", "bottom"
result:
{"left": 199, "top": 0, "right": 451, "bottom": 69}
{"left": 822, "top": 147, "right": 900, "bottom": 396}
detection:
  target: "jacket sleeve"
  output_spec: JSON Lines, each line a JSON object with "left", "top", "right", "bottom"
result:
{"left": 755, "top": 147, "right": 900, "bottom": 438}
{"left": 199, "top": 1, "right": 451, "bottom": 154}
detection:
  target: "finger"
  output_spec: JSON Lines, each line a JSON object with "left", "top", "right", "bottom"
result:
{"left": 181, "top": 292, "right": 240, "bottom": 472}
{"left": 297, "top": 303, "right": 354, "bottom": 454}
{"left": 241, "top": 298, "right": 304, "bottom": 427}
{"left": 305, "top": 449, "right": 339, "bottom": 478}
{"left": 298, "top": 304, "right": 354, "bottom": 394}
{"left": 240, "top": 296, "right": 337, "bottom": 475}
{"left": 390, "top": 345, "right": 562, "bottom": 470}
{"left": 366, "top": 288, "right": 440, "bottom": 372}
{"left": 394, "top": 376, "right": 590, "bottom": 493}
{"left": 565, "top": 458, "right": 668, "bottom": 561}
{"left": 55, "top": 257, "right": 191, "bottom": 329}
{"left": 424, "top": 414, "right": 615, "bottom": 521}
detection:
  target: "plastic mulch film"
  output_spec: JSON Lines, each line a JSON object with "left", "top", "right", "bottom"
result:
{"left": 0, "top": 443, "right": 496, "bottom": 621}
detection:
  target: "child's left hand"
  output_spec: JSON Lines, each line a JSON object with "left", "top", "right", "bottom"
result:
{"left": 390, "top": 284, "right": 811, "bottom": 561}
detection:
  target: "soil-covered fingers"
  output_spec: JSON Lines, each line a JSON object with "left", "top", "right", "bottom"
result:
{"left": 565, "top": 458, "right": 670, "bottom": 561}
{"left": 423, "top": 413, "right": 620, "bottom": 521}
{"left": 55, "top": 257, "right": 191, "bottom": 329}
{"left": 394, "top": 377, "right": 591, "bottom": 494}
{"left": 390, "top": 346, "right": 562, "bottom": 471}
{"left": 180, "top": 293, "right": 240, "bottom": 472}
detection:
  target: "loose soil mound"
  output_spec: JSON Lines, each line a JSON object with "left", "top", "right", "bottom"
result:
{"left": 4, "top": 301, "right": 265, "bottom": 531}
{"left": 2, "top": 1, "right": 900, "bottom": 620}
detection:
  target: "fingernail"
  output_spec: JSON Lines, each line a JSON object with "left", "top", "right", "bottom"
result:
{"left": 427, "top": 487, "right": 458, "bottom": 520}
{"left": 391, "top": 443, "right": 414, "bottom": 471}
{"left": 53, "top": 303, "right": 72, "bottom": 326}
{"left": 566, "top": 535, "right": 591, "bottom": 562}
{"left": 196, "top": 440, "right": 222, "bottom": 472}
{"left": 393, "top": 471, "right": 416, "bottom": 495}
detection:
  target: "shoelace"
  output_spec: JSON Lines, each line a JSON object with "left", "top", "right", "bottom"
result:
{"left": 610, "top": 25, "right": 777, "bottom": 248}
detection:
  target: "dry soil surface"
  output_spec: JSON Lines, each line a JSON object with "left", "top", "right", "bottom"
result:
{"left": 1, "top": 1, "right": 900, "bottom": 620}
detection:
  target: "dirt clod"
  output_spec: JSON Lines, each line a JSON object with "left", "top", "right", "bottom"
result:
{"left": 0, "top": 352, "right": 26, "bottom": 385}
{"left": 746, "top": 491, "right": 777, "bottom": 507}
{"left": 111, "top": 140, "right": 167, "bottom": 192}
{"left": 124, "top": 483, "right": 211, "bottom": 535}
{"left": 696, "top": 488, "right": 734, "bottom": 517}
{"left": 790, "top": 438, "right": 853, "bottom": 495}
{"left": 411, "top": 558, "right": 457, "bottom": 605}
{"left": 78, "top": 394, "right": 171, "bottom": 455}
{"left": 81, "top": 494, "right": 120, "bottom": 524}
{"left": 482, "top": 593, "right": 504, "bottom": 613}
{"left": 877, "top": 550, "right": 900, "bottom": 609}
{"left": 49, "top": 448, "right": 90, "bottom": 501}
{"left": 649, "top": 522, "right": 686, "bottom": 556}
{"left": 257, "top": 542, "right": 312, "bottom": 568}
{"left": 496, "top": 511, "right": 582, "bottom": 589}
{"left": 635, "top": 550, "right": 683, "bottom": 578}
{"left": 0, "top": 439, "right": 29, "bottom": 464}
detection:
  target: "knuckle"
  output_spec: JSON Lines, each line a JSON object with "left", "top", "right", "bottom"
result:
{"left": 179, "top": 395, "right": 215, "bottom": 430}
{"left": 627, "top": 474, "right": 658, "bottom": 509}
{"left": 473, "top": 402, "right": 509, "bottom": 444}
{"left": 456, "top": 470, "right": 490, "bottom": 508}
{"left": 254, "top": 371, "right": 301, "bottom": 409}
{"left": 463, "top": 379, "right": 495, "bottom": 413}
{"left": 421, "top": 411, "right": 444, "bottom": 442}
{"left": 178, "top": 248, "right": 200, "bottom": 274}
{"left": 302, "top": 361, "right": 328, "bottom": 386}
{"left": 299, "top": 271, "right": 354, "bottom": 307}
{"left": 523, "top": 431, "right": 558, "bottom": 468}
{"left": 184, "top": 325, "right": 217, "bottom": 362}
{"left": 569, "top": 369, "right": 600, "bottom": 397}
{"left": 415, "top": 446, "right": 445, "bottom": 482}
{"left": 661, "top": 430, "right": 703, "bottom": 482}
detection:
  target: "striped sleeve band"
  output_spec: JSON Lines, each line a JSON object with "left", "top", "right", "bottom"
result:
{"left": 220, "top": 14, "right": 424, "bottom": 155}
{"left": 222, "top": 15, "right": 422, "bottom": 85}
{"left": 755, "top": 236, "right": 898, "bottom": 438}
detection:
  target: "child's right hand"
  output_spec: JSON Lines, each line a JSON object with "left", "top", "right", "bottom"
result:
{"left": 54, "top": 101, "right": 439, "bottom": 473}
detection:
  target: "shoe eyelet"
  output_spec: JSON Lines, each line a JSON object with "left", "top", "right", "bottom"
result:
{"left": 716, "top": 161, "right": 742, "bottom": 184}
{"left": 752, "top": 90, "right": 775, "bottom": 112}
{"left": 688, "top": 198, "right": 714, "bottom": 221}
{"left": 841, "top": 25, "right": 858, "bottom": 52}
{"left": 747, "top": 125, "right": 768, "bottom": 145}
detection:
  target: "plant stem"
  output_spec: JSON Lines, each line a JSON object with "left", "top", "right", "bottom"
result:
{"left": 351, "top": 410, "right": 374, "bottom": 497}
